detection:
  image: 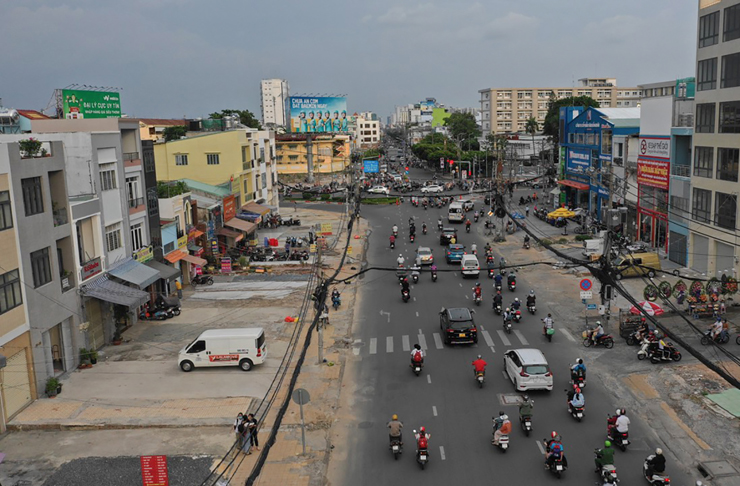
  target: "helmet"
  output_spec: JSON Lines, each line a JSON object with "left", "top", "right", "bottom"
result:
{"left": 476, "top": 283, "right": 481, "bottom": 287}
{"left": 399, "top": 254, "right": 403, "bottom": 257}
{"left": 515, "top": 298, "right": 519, "bottom": 302}
{"left": 605, "top": 440, "right": 612, "bottom": 447}
{"left": 414, "top": 344, "right": 421, "bottom": 350}
{"left": 616, "top": 409, "right": 621, "bottom": 416}
{"left": 530, "top": 290, "right": 535, "bottom": 295}
{"left": 420, "top": 426, "right": 426, "bottom": 433}
{"left": 523, "top": 395, "right": 529, "bottom": 401}
{"left": 577, "top": 358, "right": 583, "bottom": 365}
{"left": 477, "top": 355, "right": 482, "bottom": 359}
{"left": 505, "top": 308, "right": 510, "bottom": 312}
{"left": 655, "top": 448, "right": 663, "bottom": 455}
{"left": 551, "top": 431, "right": 558, "bottom": 439}
{"left": 499, "top": 411, "right": 504, "bottom": 416}
{"left": 501, "top": 414, "right": 508, "bottom": 420}
{"left": 595, "top": 320, "right": 601, "bottom": 326}
{"left": 575, "top": 387, "right": 581, "bottom": 393}
{"left": 392, "top": 414, "right": 398, "bottom": 420}
{"left": 548, "top": 313, "right": 552, "bottom": 317}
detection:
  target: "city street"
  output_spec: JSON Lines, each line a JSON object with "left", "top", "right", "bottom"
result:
{"left": 329, "top": 168, "right": 696, "bottom": 485}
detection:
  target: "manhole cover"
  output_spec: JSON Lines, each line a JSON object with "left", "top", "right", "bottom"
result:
{"left": 698, "top": 460, "right": 739, "bottom": 478}
{"left": 358, "top": 421, "right": 373, "bottom": 429}
{"left": 499, "top": 394, "right": 523, "bottom": 405}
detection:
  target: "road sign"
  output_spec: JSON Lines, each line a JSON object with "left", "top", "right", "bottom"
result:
{"left": 363, "top": 159, "right": 379, "bottom": 173}
{"left": 580, "top": 279, "right": 593, "bottom": 291}
{"left": 587, "top": 304, "right": 597, "bottom": 310}
{"left": 580, "top": 291, "right": 593, "bottom": 300}
{"left": 292, "top": 388, "right": 311, "bottom": 405}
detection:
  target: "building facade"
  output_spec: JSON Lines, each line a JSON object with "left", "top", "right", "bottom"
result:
{"left": 354, "top": 112, "right": 380, "bottom": 148}
{"left": 480, "top": 78, "right": 642, "bottom": 135}
{"left": 260, "top": 79, "right": 290, "bottom": 128}
{"left": 275, "top": 134, "right": 350, "bottom": 177}
{"left": 688, "top": 0, "right": 740, "bottom": 278}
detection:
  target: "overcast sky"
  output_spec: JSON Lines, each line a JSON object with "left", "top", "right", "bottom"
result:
{"left": 1, "top": 0, "right": 698, "bottom": 120}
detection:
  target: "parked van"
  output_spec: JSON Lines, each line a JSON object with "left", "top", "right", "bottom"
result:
{"left": 613, "top": 253, "right": 661, "bottom": 280}
{"left": 448, "top": 202, "right": 465, "bottom": 222}
{"left": 460, "top": 254, "right": 480, "bottom": 277}
{"left": 178, "top": 328, "right": 266, "bottom": 372}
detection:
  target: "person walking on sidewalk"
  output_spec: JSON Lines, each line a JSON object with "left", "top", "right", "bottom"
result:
{"left": 245, "top": 413, "right": 260, "bottom": 454}
{"left": 234, "top": 412, "right": 245, "bottom": 447}
{"left": 175, "top": 279, "right": 183, "bottom": 299}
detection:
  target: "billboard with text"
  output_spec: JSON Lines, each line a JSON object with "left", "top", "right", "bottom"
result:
{"left": 289, "top": 97, "right": 348, "bottom": 133}
{"left": 637, "top": 136, "right": 671, "bottom": 190}
{"left": 61, "top": 89, "right": 121, "bottom": 119}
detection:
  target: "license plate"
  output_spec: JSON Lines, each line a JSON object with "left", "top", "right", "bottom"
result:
{"left": 622, "top": 439, "right": 628, "bottom": 444}
{"left": 459, "top": 333, "right": 466, "bottom": 338}
{"left": 415, "top": 367, "right": 420, "bottom": 372}
{"left": 420, "top": 455, "right": 427, "bottom": 460}
{"left": 556, "top": 465, "right": 563, "bottom": 471}
{"left": 577, "top": 413, "right": 583, "bottom": 418}
{"left": 392, "top": 445, "right": 399, "bottom": 451}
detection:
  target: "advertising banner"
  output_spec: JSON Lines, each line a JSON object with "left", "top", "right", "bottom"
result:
{"left": 61, "top": 89, "right": 121, "bottom": 119}
{"left": 638, "top": 136, "right": 671, "bottom": 190}
{"left": 140, "top": 455, "right": 169, "bottom": 486}
{"left": 222, "top": 195, "right": 236, "bottom": 222}
{"left": 566, "top": 148, "right": 590, "bottom": 172}
{"left": 363, "top": 159, "right": 379, "bottom": 173}
{"left": 289, "top": 97, "right": 349, "bottom": 133}
{"left": 639, "top": 136, "right": 670, "bottom": 159}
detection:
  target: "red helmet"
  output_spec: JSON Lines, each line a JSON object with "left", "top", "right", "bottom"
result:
{"left": 420, "top": 426, "right": 426, "bottom": 433}
{"left": 551, "top": 431, "right": 558, "bottom": 439}
{"left": 575, "top": 387, "right": 581, "bottom": 393}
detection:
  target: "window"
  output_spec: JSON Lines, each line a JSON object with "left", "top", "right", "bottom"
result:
{"left": 601, "top": 130, "right": 612, "bottom": 155}
{"left": 724, "top": 4, "right": 740, "bottom": 42}
{"left": 692, "top": 188, "right": 712, "bottom": 223}
{"left": 698, "top": 58, "right": 717, "bottom": 90}
{"left": 0, "top": 269, "right": 22, "bottom": 314}
{"left": 694, "top": 146, "right": 714, "bottom": 177}
{"left": 719, "top": 101, "right": 740, "bottom": 133}
{"left": 699, "top": 11, "right": 720, "bottom": 47}
{"left": 105, "top": 223, "right": 122, "bottom": 252}
{"left": 175, "top": 154, "right": 188, "bottom": 166}
{"left": 0, "top": 191, "right": 12, "bottom": 230}
{"left": 99, "top": 163, "right": 117, "bottom": 191}
{"left": 206, "top": 153, "right": 220, "bottom": 165}
{"left": 143, "top": 149, "right": 155, "bottom": 173}
{"left": 669, "top": 195, "right": 690, "bottom": 222}
{"left": 715, "top": 192, "right": 737, "bottom": 229}
{"left": 21, "top": 177, "right": 44, "bottom": 216}
{"left": 695, "top": 103, "right": 716, "bottom": 133}
{"left": 131, "top": 223, "right": 144, "bottom": 251}
{"left": 717, "top": 148, "right": 740, "bottom": 181}
{"left": 30, "top": 247, "right": 52, "bottom": 288}
{"left": 147, "top": 189, "right": 158, "bottom": 217}
{"left": 721, "top": 53, "right": 740, "bottom": 88}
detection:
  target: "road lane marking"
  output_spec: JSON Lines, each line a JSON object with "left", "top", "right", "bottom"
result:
{"left": 464, "top": 295, "right": 468, "bottom": 299}
{"left": 480, "top": 325, "right": 485, "bottom": 331}
{"left": 560, "top": 328, "right": 576, "bottom": 342}
{"left": 459, "top": 283, "right": 463, "bottom": 287}
{"left": 502, "top": 370, "right": 508, "bottom": 379}
{"left": 433, "top": 333, "right": 443, "bottom": 349}
{"left": 416, "top": 311, "right": 419, "bottom": 317}
{"left": 482, "top": 330, "right": 494, "bottom": 347}
{"left": 439, "top": 446, "right": 446, "bottom": 460}
{"left": 369, "top": 338, "right": 377, "bottom": 355}
{"left": 496, "top": 330, "right": 511, "bottom": 346}
{"left": 454, "top": 273, "right": 457, "bottom": 277}
{"left": 514, "top": 330, "right": 529, "bottom": 345}
{"left": 432, "top": 406, "right": 438, "bottom": 417}
{"left": 536, "top": 440, "right": 545, "bottom": 454}
{"left": 490, "top": 346, "right": 496, "bottom": 354}
{"left": 353, "top": 339, "right": 361, "bottom": 356}
{"left": 427, "top": 374, "right": 432, "bottom": 384}
{"left": 402, "top": 335, "right": 410, "bottom": 351}
{"left": 418, "top": 333, "right": 428, "bottom": 350}
{"left": 386, "top": 336, "right": 393, "bottom": 353}
{"left": 413, "top": 297, "right": 417, "bottom": 302}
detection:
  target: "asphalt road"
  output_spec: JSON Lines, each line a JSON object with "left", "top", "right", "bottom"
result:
{"left": 335, "top": 167, "right": 695, "bottom": 485}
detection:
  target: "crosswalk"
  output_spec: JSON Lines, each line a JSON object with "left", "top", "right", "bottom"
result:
{"left": 353, "top": 324, "right": 531, "bottom": 356}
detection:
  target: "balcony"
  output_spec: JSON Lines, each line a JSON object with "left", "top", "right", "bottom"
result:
{"left": 123, "top": 151, "right": 141, "bottom": 168}
{"left": 53, "top": 207, "right": 68, "bottom": 227}
{"left": 128, "top": 196, "right": 144, "bottom": 208}
{"left": 61, "top": 272, "right": 74, "bottom": 293}
{"left": 671, "top": 165, "right": 691, "bottom": 177}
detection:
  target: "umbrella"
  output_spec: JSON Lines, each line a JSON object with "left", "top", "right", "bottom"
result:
{"left": 629, "top": 301, "right": 664, "bottom": 316}
{"left": 547, "top": 207, "right": 576, "bottom": 219}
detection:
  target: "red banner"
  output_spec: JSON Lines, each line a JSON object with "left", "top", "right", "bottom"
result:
{"left": 223, "top": 195, "right": 236, "bottom": 222}
{"left": 637, "top": 158, "right": 670, "bottom": 190}
{"left": 141, "top": 455, "right": 169, "bottom": 486}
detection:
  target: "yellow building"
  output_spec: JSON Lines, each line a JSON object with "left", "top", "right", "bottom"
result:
{"left": 135, "top": 118, "right": 188, "bottom": 142}
{"left": 275, "top": 134, "right": 350, "bottom": 175}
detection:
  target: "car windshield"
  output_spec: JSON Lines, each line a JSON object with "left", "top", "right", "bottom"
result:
{"left": 449, "top": 318, "right": 474, "bottom": 330}
{"left": 524, "top": 365, "right": 548, "bottom": 375}
{"left": 418, "top": 249, "right": 431, "bottom": 256}
{"left": 449, "top": 245, "right": 464, "bottom": 252}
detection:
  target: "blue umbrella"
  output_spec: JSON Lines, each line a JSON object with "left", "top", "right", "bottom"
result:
{"left": 510, "top": 211, "right": 525, "bottom": 219}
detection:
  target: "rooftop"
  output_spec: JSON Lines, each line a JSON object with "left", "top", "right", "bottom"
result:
{"left": 181, "top": 178, "right": 232, "bottom": 198}
{"left": 596, "top": 107, "right": 641, "bottom": 119}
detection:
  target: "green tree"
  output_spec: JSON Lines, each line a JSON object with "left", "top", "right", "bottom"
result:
{"left": 542, "top": 95, "right": 599, "bottom": 143}
{"left": 525, "top": 117, "right": 539, "bottom": 163}
{"left": 209, "top": 109, "right": 262, "bottom": 129}
{"left": 163, "top": 125, "right": 187, "bottom": 142}
{"left": 444, "top": 112, "right": 481, "bottom": 155}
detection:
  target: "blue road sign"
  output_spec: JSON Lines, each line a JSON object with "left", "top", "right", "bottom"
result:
{"left": 587, "top": 304, "right": 597, "bottom": 310}
{"left": 363, "top": 159, "right": 379, "bottom": 173}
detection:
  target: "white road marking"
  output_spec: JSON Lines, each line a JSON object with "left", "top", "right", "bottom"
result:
{"left": 459, "top": 283, "right": 463, "bottom": 287}
{"left": 418, "top": 333, "right": 428, "bottom": 350}
{"left": 490, "top": 346, "right": 496, "bottom": 354}
{"left": 464, "top": 295, "right": 468, "bottom": 299}
{"left": 353, "top": 339, "right": 361, "bottom": 356}
{"left": 439, "top": 446, "right": 446, "bottom": 460}
{"left": 496, "top": 330, "right": 511, "bottom": 346}
{"left": 482, "top": 330, "right": 494, "bottom": 347}
{"left": 560, "top": 328, "right": 577, "bottom": 342}
{"left": 386, "top": 336, "right": 393, "bottom": 353}
{"left": 416, "top": 311, "right": 419, "bottom": 317}
{"left": 413, "top": 297, "right": 417, "bottom": 302}
{"left": 427, "top": 374, "right": 432, "bottom": 384}
{"left": 514, "top": 330, "right": 529, "bottom": 345}
{"left": 433, "top": 333, "right": 444, "bottom": 349}
{"left": 369, "top": 338, "right": 377, "bottom": 355}
{"left": 536, "top": 440, "right": 546, "bottom": 455}
{"left": 480, "top": 325, "right": 485, "bottom": 331}
{"left": 402, "top": 335, "right": 410, "bottom": 351}
{"left": 432, "top": 406, "right": 438, "bottom": 417}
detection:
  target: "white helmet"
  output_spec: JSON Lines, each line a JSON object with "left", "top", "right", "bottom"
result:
{"left": 616, "top": 409, "right": 621, "bottom": 416}
{"left": 596, "top": 321, "right": 602, "bottom": 326}
{"left": 399, "top": 254, "right": 403, "bottom": 257}
{"left": 501, "top": 414, "right": 508, "bottom": 420}
{"left": 655, "top": 448, "right": 663, "bottom": 455}
{"left": 515, "top": 298, "right": 519, "bottom": 302}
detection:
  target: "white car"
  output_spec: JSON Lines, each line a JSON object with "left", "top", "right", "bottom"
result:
{"left": 416, "top": 246, "right": 434, "bottom": 265}
{"left": 503, "top": 348, "right": 553, "bottom": 391}
{"left": 368, "top": 186, "right": 389, "bottom": 195}
{"left": 421, "top": 184, "right": 443, "bottom": 194}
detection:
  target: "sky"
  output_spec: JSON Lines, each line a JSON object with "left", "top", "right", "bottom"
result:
{"left": 1, "top": 0, "right": 699, "bottom": 121}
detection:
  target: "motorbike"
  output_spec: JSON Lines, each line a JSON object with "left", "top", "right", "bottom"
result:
{"left": 493, "top": 302, "right": 502, "bottom": 315}
{"left": 643, "top": 455, "right": 670, "bottom": 485}
{"left": 402, "top": 289, "right": 410, "bottom": 303}
{"left": 414, "top": 431, "right": 429, "bottom": 470}
{"left": 390, "top": 437, "right": 403, "bottom": 460}
{"left": 527, "top": 303, "right": 536, "bottom": 314}
{"left": 543, "top": 323, "right": 555, "bottom": 342}
{"left": 503, "top": 318, "right": 512, "bottom": 334}
{"left": 626, "top": 329, "right": 656, "bottom": 346}
{"left": 523, "top": 240, "right": 530, "bottom": 249}
{"left": 332, "top": 294, "right": 341, "bottom": 310}
{"left": 520, "top": 415, "right": 532, "bottom": 436}
{"left": 488, "top": 268, "right": 495, "bottom": 279}
{"left": 437, "top": 222, "right": 443, "bottom": 231}
{"left": 475, "top": 370, "right": 485, "bottom": 388}
{"left": 410, "top": 234, "right": 415, "bottom": 243}
{"left": 431, "top": 269, "right": 437, "bottom": 282}
{"left": 139, "top": 307, "right": 170, "bottom": 321}
{"left": 423, "top": 203, "right": 427, "bottom": 210}
{"left": 607, "top": 417, "right": 630, "bottom": 452}
{"left": 508, "top": 279, "right": 516, "bottom": 291}
{"left": 474, "top": 293, "right": 482, "bottom": 306}
{"left": 700, "top": 329, "right": 729, "bottom": 345}
{"left": 192, "top": 274, "right": 214, "bottom": 286}
{"left": 411, "top": 358, "right": 423, "bottom": 376}
{"left": 474, "top": 213, "right": 479, "bottom": 222}
{"left": 492, "top": 431, "right": 509, "bottom": 452}
{"left": 393, "top": 229, "right": 398, "bottom": 237}
{"left": 594, "top": 451, "right": 619, "bottom": 485}
{"left": 390, "top": 240, "right": 395, "bottom": 249}
{"left": 465, "top": 225, "right": 471, "bottom": 233}
{"left": 543, "top": 441, "right": 566, "bottom": 478}
{"left": 155, "top": 296, "right": 181, "bottom": 317}
{"left": 495, "top": 281, "right": 502, "bottom": 292}
{"left": 583, "top": 329, "right": 615, "bottom": 349}
{"left": 638, "top": 340, "right": 682, "bottom": 363}
{"left": 412, "top": 272, "right": 419, "bottom": 284}
{"left": 570, "top": 368, "right": 586, "bottom": 388}
{"left": 567, "top": 401, "right": 585, "bottom": 422}
{"left": 512, "top": 309, "right": 522, "bottom": 322}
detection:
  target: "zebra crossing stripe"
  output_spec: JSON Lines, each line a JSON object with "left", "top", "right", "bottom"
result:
{"left": 402, "top": 335, "right": 410, "bottom": 351}
{"left": 496, "top": 330, "right": 511, "bottom": 346}
{"left": 418, "top": 333, "right": 428, "bottom": 350}
{"left": 386, "top": 336, "right": 393, "bottom": 353}
{"left": 482, "top": 330, "right": 494, "bottom": 347}
{"left": 514, "top": 330, "right": 529, "bottom": 346}
{"left": 369, "top": 338, "right": 377, "bottom": 355}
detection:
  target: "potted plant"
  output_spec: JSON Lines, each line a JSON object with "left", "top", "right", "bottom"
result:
{"left": 79, "top": 347, "right": 91, "bottom": 368}
{"left": 19, "top": 138, "right": 42, "bottom": 158}
{"left": 45, "top": 377, "right": 60, "bottom": 398}
{"left": 89, "top": 349, "right": 98, "bottom": 365}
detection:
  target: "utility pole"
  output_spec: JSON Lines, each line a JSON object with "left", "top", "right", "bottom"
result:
{"left": 316, "top": 243, "right": 325, "bottom": 364}
{"left": 306, "top": 134, "right": 314, "bottom": 183}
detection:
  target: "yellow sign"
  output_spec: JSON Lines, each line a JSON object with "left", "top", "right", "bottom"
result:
{"left": 310, "top": 244, "right": 317, "bottom": 254}
{"left": 347, "top": 246, "right": 353, "bottom": 255}
{"left": 133, "top": 245, "right": 153, "bottom": 263}
{"left": 249, "top": 239, "right": 259, "bottom": 246}
{"left": 320, "top": 223, "right": 333, "bottom": 236}
{"left": 177, "top": 235, "right": 188, "bottom": 250}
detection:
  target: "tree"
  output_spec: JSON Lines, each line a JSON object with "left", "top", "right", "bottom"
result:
{"left": 444, "top": 112, "right": 481, "bottom": 155}
{"left": 542, "top": 95, "right": 599, "bottom": 143}
{"left": 525, "top": 117, "right": 539, "bottom": 163}
{"left": 209, "top": 109, "right": 261, "bottom": 129}
{"left": 163, "top": 125, "right": 187, "bottom": 142}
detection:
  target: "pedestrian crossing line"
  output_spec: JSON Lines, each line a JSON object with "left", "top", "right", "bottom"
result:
{"left": 490, "top": 346, "right": 496, "bottom": 354}
{"left": 560, "top": 328, "right": 577, "bottom": 342}
{"left": 353, "top": 339, "right": 361, "bottom": 356}
{"left": 418, "top": 333, "right": 428, "bottom": 350}
{"left": 496, "top": 330, "right": 512, "bottom": 346}
{"left": 415, "top": 311, "right": 419, "bottom": 317}
{"left": 514, "top": 330, "right": 529, "bottom": 346}
{"left": 501, "top": 370, "right": 508, "bottom": 379}
{"left": 482, "top": 330, "right": 494, "bottom": 347}
{"left": 427, "top": 374, "right": 432, "bottom": 384}
{"left": 369, "top": 338, "right": 377, "bottom": 355}
{"left": 439, "top": 446, "right": 446, "bottom": 460}
{"left": 386, "top": 336, "right": 393, "bottom": 353}
{"left": 480, "top": 325, "right": 485, "bottom": 331}
{"left": 433, "top": 333, "right": 444, "bottom": 349}
{"left": 413, "top": 297, "right": 417, "bottom": 302}
{"left": 464, "top": 295, "right": 468, "bottom": 299}
{"left": 459, "top": 283, "right": 463, "bottom": 287}
{"left": 402, "top": 335, "right": 410, "bottom": 351}
{"left": 536, "top": 440, "right": 546, "bottom": 455}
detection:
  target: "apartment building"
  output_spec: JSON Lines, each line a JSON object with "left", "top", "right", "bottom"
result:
{"left": 275, "top": 133, "right": 350, "bottom": 177}
{"left": 688, "top": 0, "right": 740, "bottom": 277}
{"left": 354, "top": 112, "right": 381, "bottom": 148}
{"left": 479, "top": 78, "right": 642, "bottom": 135}
{"left": 260, "top": 79, "right": 290, "bottom": 128}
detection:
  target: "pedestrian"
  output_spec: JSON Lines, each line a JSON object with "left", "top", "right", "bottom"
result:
{"left": 245, "top": 413, "right": 260, "bottom": 454}
{"left": 525, "top": 206, "right": 530, "bottom": 218}
{"left": 720, "top": 299, "right": 726, "bottom": 315}
{"left": 175, "top": 279, "right": 183, "bottom": 299}
{"left": 234, "top": 412, "right": 245, "bottom": 447}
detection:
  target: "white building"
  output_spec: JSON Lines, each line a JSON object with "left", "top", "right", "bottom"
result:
{"left": 354, "top": 112, "right": 380, "bottom": 148}
{"left": 260, "top": 79, "right": 290, "bottom": 128}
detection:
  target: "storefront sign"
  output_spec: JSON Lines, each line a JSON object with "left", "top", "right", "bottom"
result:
{"left": 221, "top": 257, "right": 232, "bottom": 274}
{"left": 310, "top": 244, "right": 317, "bottom": 254}
{"left": 211, "top": 238, "right": 219, "bottom": 254}
{"left": 639, "top": 136, "right": 671, "bottom": 159}
{"left": 177, "top": 235, "right": 188, "bottom": 250}
{"left": 140, "top": 455, "right": 169, "bottom": 486}
{"left": 207, "top": 219, "right": 215, "bottom": 240}
{"left": 566, "top": 148, "right": 590, "bottom": 172}
{"left": 637, "top": 158, "right": 670, "bottom": 190}
{"left": 133, "top": 246, "right": 153, "bottom": 263}
{"left": 590, "top": 184, "right": 610, "bottom": 198}
{"left": 319, "top": 223, "right": 333, "bottom": 236}
{"left": 81, "top": 257, "right": 102, "bottom": 281}
{"left": 223, "top": 195, "right": 236, "bottom": 222}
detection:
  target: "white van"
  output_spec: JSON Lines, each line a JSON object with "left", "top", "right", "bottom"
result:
{"left": 179, "top": 328, "right": 266, "bottom": 372}
{"left": 460, "top": 254, "right": 480, "bottom": 277}
{"left": 448, "top": 202, "right": 465, "bottom": 222}
{"left": 503, "top": 348, "right": 553, "bottom": 391}
{"left": 462, "top": 199, "right": 474, "bottom": 212}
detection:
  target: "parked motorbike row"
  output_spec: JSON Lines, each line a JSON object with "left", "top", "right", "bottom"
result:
{"left": 139, "top": 298, "right": 182, "bottom": 321}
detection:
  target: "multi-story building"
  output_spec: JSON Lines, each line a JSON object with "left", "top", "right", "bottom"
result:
{"left": 260, "top": 79, "right": 290, "bottom": 128}
{"left": 275, "top": 133, "right": 350, "bottom": 178}
{"left": 688, "top": 0, "right": 740, "bottom": 278}
{"left": 136, "top": 118, "right": 188, "bottom": 142}
{"left": 479, "top": 78, "right": 642, "bottom": 135}
{"left": 354, "top": 112, "right": 381, "bottom": 148}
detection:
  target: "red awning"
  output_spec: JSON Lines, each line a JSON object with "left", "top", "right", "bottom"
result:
{"left": 558, "top": 180, "right": 590, "bottom": 191}
{"left": 164, "top": 250, "right": 187, "bottom": 263}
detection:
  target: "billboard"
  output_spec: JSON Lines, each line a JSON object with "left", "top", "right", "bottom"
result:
{"left": 61, "top": 89, "right": 122, "bottom": 119}
{"left": 637, "top": 136, "right": 671, "bottom": 190}
{"left": 289, "top": 97, "right": 348, "bottom": 133}
{"left": 566, "top": 148, "right": 590, "bottom": 172}
{"left": 363, "top": 159, "right": 379, "bottom": 173}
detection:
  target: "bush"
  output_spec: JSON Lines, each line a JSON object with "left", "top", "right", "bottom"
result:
{"left": 574, "top": 235, "right": 593, "bottom": 242}
{"left": 361, "top": 197, "right": 398, "bottom": 205}
{"left": 45, "top": 377, "right": 60, "bottom": 395}
{"left": 320, "top": 194, "right": 331, "bottom": 201}
{"left": 302, "top": 192, "right": 315, "bottom": 201}
{"left": 557, "top": 238, "right": 568, "bottom": 244}
{"left": 539, "top": 238, "right": 553, "bottom": 246}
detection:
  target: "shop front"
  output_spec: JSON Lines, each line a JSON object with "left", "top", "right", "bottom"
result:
{"left": 80, "top": 275, "right": 151, "bottom": 346}
{"left": 145, "top": 259, "right": 182, "bottom": 297}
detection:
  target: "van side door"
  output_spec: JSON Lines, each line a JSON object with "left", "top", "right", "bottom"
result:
{"left": 186, "top": 340, "right": 207, "bottom": 366}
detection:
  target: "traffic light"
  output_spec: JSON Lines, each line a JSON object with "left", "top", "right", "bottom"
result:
{"left": 468, "top": 170, "right": 472, "bottom": 177}
{"left": 448, "top": 159, "right": 454, "bottom": 166}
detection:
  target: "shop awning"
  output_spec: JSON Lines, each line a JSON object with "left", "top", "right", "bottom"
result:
{"left": 217, "top": 227, "right": 243, "bottom": 239}
{"left": 181, "top": 253, "right": 207, "bottom": 266}
{"left": 225, "top": 218, "right": 257, "bottom": 234}
{"left": 188, "top": 242, "right": 203, "bottom": 253}
{"left": 108, "top": 258, "right": 161, "bottom": 289}
{"left": 558, "top": 180, "right": 590, "bottom": 191}
{"left": 145, "top": 260, "right": 182, "bottom": 281}
{"left": 81, "top": 275, "right": 150, "bottom": 308}
{"left": 164, "top": 250, "right": 187, "bottom": 263}
{"left": 241, "top": 202, "right": 271, "bottom": 216}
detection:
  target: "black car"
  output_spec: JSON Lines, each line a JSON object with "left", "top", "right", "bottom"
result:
{"left": 440, "top": 227, "right": 458, "bottom": 245}
{"left": 440, "top": 307, "right": 478, "bottom": 345}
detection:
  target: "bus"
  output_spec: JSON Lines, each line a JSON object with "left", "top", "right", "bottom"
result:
{"left": 448, "top": 202, "right": 465, "bottom": 222}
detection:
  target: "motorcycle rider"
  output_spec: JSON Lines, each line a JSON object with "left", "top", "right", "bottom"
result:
{"left": 542, "top": 313, "right": 554, "bottom": 335}
{"left": 545, "top": 432, "right": 567, "bottom": 469}
{"left": 437, "top": 218, "right": 443, "bottom": 230}
{"left": 473, "top": 282, "right": 482, "bottom": 301}
{"left": 494, "top": 272, "right": 504, "bottom": 289}
{"left": 415, "top": 427, "right": 431, "bottom": 453}
{"left": 526, "top": 291, "right": 536, "bottom": 308}
{"left": 568, "top": 386, "right": 585, "bottom": 413}
{"left": 591, "top": 320, "right": 605, "bottom": 345}
{"left": 571, "top": 358, "right": 586, "bottom": 382}
{"left": 465, "top": 218, "right": 471, "bottom": 232}
{"left": 519, "top": 395, "right": 534, "bottom": 422}
{"left": 499, "top": 257, "right": 506, "bottom": 272}
{"left": 331, "top": 289, "right": 341, "bottom": 307}
{"left": 636, "top": 318, "right": 650, "bottom": 342}
{"left": 410, "top": 343, "right": 424, "bottom": 367}
{"left": 472, "top": 354, "right": 487, "bottom": 377}
{"left": 409, "top": 224, "right": 416, "bottom": 237}
{"left": 387, "top": 414, "right": 403, "bottom": 446}
{"left": 511, "top": 297, "right": 521, "bottom": 311}
{"left": 401, "top": 277, "right": 410, "bottom": 295}
{"left": 594, "top": 440, "right": 615, "bottom": 473}
{"left": 430, "top": 263, "right": 438, "bottom": 278}
{"left": 392, "top": 224, "right": 399, "bottom": 236}
{"left": 422, "top": 222, "right": 427, "bottom": 234}
{"left": 613, "top": 408, "right": 630, "bottom": 440}
{"left": 389, "top": 234, "right": 396, "bottom": 248}
{"left": 492, "top": 412, "right": 512, "bottom": 446}
{"left": 503, "top": 308, "right": 512, "bottom": 325}
{"left": 709, "top": 318, "right": 723, "bottom": 341}
{"left": 397, "top": 254, "right": 405, "bottom": 267}
{"left": 507, "top": 271, "right": 516, "bottom": 287}
{"left": 646, "top": 448, "right": 666, "bottom": 478}
{"left": 523, "top": 234, "right": 531, "bottom": 248}
{"left": 492, "top": 291, "right": 503, "bottom": 309}
{"left": 657, "top": 337, "right": 670, "bottom": 360}
{"left": 471, "top": 243, "right": 477, "bottom": 255}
